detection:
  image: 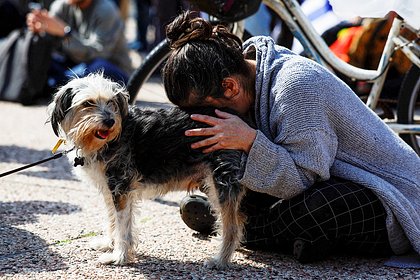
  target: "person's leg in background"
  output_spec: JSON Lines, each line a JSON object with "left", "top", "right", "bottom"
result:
{"left": 155, "top": 0, "right": 190, "bottom": 43}
{"left": 59, "top": 58, "right": 129, "bottom": 86}
{"left": 47, "top": 53, "right": 77, "bottom": 91}
{"left": 49, "top": 58, "right": 127, "bottom": 88}
{"left": 155, "top": 0, "right": 178, "bottom": 43}
{"left": 134, "top": 0, "right": 151, "bottom": 52}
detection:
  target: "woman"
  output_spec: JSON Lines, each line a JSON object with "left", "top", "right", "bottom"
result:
{"left": 162, "top": 11, "right": 419, "bottom": 263}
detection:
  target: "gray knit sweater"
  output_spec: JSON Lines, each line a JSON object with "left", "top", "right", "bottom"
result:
{"left": 239, "top": 36, "right": 420, "bottom": 255}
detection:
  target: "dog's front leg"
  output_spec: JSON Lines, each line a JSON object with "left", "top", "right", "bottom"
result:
{"left": 90, "top": 187, "right": 116, "bottom": 252}
{"left": 98, "top": 193, "right": 136, "bottom": 265}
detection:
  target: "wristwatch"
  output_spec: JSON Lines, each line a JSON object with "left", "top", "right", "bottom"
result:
{"left": 63, "top": 26, "right": 72, "bottom": 38}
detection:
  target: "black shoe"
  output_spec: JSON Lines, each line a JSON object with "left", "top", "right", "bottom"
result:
{"left": 180, "top": 195, "right": 217, "bottom": 235}
{"left": 293, "top": 239, "right": 334, "bottom": 263}
{"left": 293, "top": 239, "right": 314, "bottom": 263}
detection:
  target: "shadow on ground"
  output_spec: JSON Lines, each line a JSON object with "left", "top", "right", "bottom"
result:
{"left": 0, "top": 200, "right": 81, "bottom": 274}
{"left": 127, "top": 247, "right": 395, "bottom": 279}
{"left": 128, "top": 253, "right": 289, "bottom": 279}
{"left": 0, "top": 145, "right": 75, "bottom": 180}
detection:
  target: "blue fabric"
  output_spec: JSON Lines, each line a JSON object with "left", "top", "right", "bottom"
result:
{"left": 48, "top": 56, "right": 128, "bottom": 88}
{"left": 384, "top": 254, "right": 420, "bottom": 269}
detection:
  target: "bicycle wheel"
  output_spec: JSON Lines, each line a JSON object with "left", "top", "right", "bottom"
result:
{"left": 396, "top": 65, "right": 420, "bottom": 155}
{"left": 126, "top": 39, "right": 171, "bottom": 104}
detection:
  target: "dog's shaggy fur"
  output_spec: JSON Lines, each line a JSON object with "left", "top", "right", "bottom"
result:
{"left": 48, "top": 74, "right": 247, "bottom": 269}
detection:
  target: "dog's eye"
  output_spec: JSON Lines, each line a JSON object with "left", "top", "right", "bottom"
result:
{"left": 107, "top": 100, "right": 118, "bottom": 110}
{"left": 82, "top": 101, "right": 95, "bottom": 107}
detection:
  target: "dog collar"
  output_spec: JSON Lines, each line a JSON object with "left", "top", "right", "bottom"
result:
{"left": 52, "top": 139, "right": 84, "bottom": 167}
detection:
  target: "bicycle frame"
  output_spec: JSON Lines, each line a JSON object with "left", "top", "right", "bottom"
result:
{"left": 259, "top": 0, "right": 419, "bottom": 134}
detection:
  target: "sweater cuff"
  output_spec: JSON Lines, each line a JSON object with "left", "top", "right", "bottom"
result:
{"left": 239, "top": 131, "right": 277, "bottom": 191}
{"left": 238, "top": 130, "right": 305, "bottom": 199}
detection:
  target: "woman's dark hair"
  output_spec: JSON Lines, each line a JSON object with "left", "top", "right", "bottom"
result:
{"left": 162, "top": 11, "right": 252, "bottom": 107}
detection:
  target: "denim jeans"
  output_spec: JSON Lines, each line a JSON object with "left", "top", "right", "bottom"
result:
{"left": 48, "top": 55, "right": 129, "bottom": 89}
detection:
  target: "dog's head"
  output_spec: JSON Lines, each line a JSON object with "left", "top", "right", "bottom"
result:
{"left": 48, "top": 73, "right": 129, "bottom": 154}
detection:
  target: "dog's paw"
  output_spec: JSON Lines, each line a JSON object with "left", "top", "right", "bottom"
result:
{"left": 204, "top": 257, "right": 229, "bottom": 270}
{"left": 98, "top": 251, "right": 128, "bottom": 265}
{"left": 90, "top": 237, "right": 113, "bottom": 252}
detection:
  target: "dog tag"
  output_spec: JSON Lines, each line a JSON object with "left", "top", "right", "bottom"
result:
{"left": 74, "top": 157, "right": 85, "bottom": 167}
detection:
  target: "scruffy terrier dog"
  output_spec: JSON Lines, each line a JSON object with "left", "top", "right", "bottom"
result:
{"left": 47, "top": 73, "right": 246, "bottom": 269}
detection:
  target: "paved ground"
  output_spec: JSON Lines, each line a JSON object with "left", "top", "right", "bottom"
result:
{"left": 0, "top": 9, "right": 419, "bottom": 280}
{"left": 0, "top": 81, "right": 419, "bottom": 280}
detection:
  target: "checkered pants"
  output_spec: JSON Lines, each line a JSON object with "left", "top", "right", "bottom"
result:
{"left": 242, "top": 177, "right": 392, "bottom": 256}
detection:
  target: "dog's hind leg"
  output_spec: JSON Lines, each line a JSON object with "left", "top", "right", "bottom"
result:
{"left": 204, "top": 177, "right": 246, "bottom": 269}
{"left": 98, "top": 193, "right": 137, "bottom": 265}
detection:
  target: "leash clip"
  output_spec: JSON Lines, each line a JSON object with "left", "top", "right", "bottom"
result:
{"left": 52, "top": 138, "right": 66, "bottom": 154}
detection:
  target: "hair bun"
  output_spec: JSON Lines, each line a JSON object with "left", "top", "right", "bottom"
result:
{"left": 166, "top": 11, "right": 213, "bottom": 49}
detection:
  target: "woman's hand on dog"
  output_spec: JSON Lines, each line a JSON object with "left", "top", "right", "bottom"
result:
{"left": 185, "top": 109, "right": 257, "bottom": 153}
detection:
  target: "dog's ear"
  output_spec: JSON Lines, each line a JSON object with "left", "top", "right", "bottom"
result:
{"left": 50, "top": 88, "right": 75, "bottom": 136}
{"left": 114, "top": 91, "right": 129, "bottom": 118}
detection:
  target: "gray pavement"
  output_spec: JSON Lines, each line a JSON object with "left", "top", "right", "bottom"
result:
{"left": 0, "top": 12, "right": 419, "bottom": 280}
{"left": 0, "top": 81, "right": 419, "bottom": 279}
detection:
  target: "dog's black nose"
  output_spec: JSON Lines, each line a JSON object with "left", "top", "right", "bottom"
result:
{"left": 103, "top": 119, "right": 115, "bottom": 128}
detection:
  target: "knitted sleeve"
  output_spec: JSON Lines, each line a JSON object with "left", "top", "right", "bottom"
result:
{"left": 239, "top": 61, "right": 339, "bottom": 199}
{"left": 239, "top": 128, "right": 338, "bottom": 199}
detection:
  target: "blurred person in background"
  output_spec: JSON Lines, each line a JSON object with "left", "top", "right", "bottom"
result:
{"left": 154, "top": 0, "right": 190, "bottom": 44}
{"left": 26, "top": 0, "right": 134, "bottom": 90}
{"left": 129, "top": 0, "right": 151, "bottom": 52}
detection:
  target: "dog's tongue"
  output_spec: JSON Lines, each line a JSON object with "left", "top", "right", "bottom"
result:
{"left": 97, "top": 130, "right": 110, "bottom": 139}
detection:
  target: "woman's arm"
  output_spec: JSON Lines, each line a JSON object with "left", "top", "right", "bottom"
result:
{"left": 240, "top": 128, "right": 338, "bottom": 199}
{"left": 185, "top": 109, "right": 338, "bottom": 200}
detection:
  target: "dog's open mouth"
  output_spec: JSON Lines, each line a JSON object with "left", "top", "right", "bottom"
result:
{"left": 95, "top": 130, "right": 111, "bottom": 140}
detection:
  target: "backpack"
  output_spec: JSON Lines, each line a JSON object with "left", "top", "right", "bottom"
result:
{"left": 0, "top": 29, "right": 54, "bottom": 105}
{"left": 348, "top": 15, "right": 417, "bottom": 77}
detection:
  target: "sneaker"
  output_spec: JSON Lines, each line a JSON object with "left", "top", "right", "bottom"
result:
{"left": 180, "top": 195, "right": 217, "bottom": 235}
{"left": 293, "top": 239, "right": 333, "bottom": 263}
{"left": 293, "top": 239, "right": 314, "bottom": 263}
